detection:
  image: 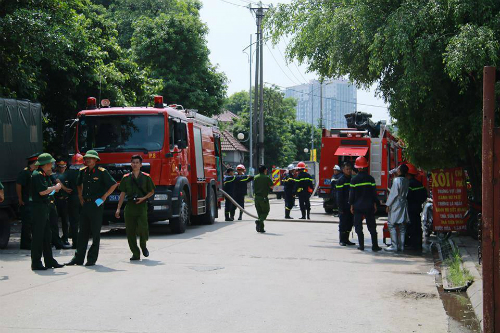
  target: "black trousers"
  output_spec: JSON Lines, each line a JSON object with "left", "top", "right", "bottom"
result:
{"left": 339, "top": 211, "right": 354, "bottom": 233}
{"left": 55, "top": 198, "right": 69, "bottom": 241}
{"left": 353, "top": 210, "right": 377, "bottom": 236}
{"left": 408, "top": 210, "right": 423, "bottom": 249}
{"left": 233, "top": 193, "right": 245, "bottom": 212}
{"left": 298, "top": 193, "right": 311, "bottom": 211}
{"left": 284, "top": 193, "right": 295, "bottom": 211}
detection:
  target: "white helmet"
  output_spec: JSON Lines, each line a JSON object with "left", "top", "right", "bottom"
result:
{"left": 236, "top": 164, "right": 246, "bottom": 170}
{"left": 287, "top": 164, "right": 295, "bottom": 170}
{"left": 334, "top": 165, "right": 341, "bottom": 171}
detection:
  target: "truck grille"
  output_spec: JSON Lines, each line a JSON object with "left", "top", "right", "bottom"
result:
{"left": 101, "top": 163, "right": 151, "bottom": 182}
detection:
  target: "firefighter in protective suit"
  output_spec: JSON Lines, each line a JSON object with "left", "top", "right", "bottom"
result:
{"left": 406, "top": 163, "right": 427, "bottom": 251}
{"left": 348, "top": 156, "right": 382, "bottom": 251}
{"left": 384, "top": 164, "right": 410, "bottom": 252}
{"left": 283, "top": 164, "right": 296, "bottom": 219}
{"left": 223, "top": 168, "right": 236, "bottom": 221}
{"left": 233, "top": 164, "right": 253, "bottom": 220}
{"left": 294, "top": 162, "right": 314, "bottom": 220}
{"left": 336, "top": 162, "right": 355, "bottom": 246}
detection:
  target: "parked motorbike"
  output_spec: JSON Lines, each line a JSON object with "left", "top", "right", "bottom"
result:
{"left": 464, "top": 200, "right": 481, "bottom": 240}
{"left": 422, "top": 198, "right": 451, "bottom": 240}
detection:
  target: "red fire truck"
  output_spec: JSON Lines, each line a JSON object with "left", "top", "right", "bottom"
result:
{"left": 318, "top": 112, "right": 403, "bottom": 213}
{"left": 68, "top": 96, "right": 223, "bottom": 233}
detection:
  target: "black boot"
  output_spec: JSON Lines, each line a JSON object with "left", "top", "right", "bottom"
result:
{"left": 238, "top": 211, "right": 243, "bottom": 221}
{"left": 357, "top": 234, "right": 365, "bottom": 251}
{"left": 255, "top": 220, "right": 261, "bottom": 232}
{"left": 230, "top": 210, "right": 235, "bottom": 221}
{"left": 371, "top": 233, "right": 382, "bottom": 252}
{"left": 299, "top": 209, "right": 306, "bottom": 219}
{"left": 285, "top": 209, "right": 293, "bottom": 219}
{"left": 344, "top": 232, "right": 356, "bottom": 246}
{"left": 306, "top": 209, "right": 311, "bottom": 220}
{"left": 339, "top": 232, "right": 347, "bottom": 246}
{"left": 225, "top": 212, "right": 233, "bottom": 221}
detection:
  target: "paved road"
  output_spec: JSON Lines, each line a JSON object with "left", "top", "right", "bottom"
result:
{"left": 0, "top": 198, "right": 448, "bottom": 333}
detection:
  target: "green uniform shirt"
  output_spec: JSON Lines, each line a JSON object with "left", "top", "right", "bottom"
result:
{"left": 54, "top": 171, "right": 70, "bottom": 199}
{"left": 31, "top": 169, "right": 52, "bottom": 204}
{"left": 77, "top": 166, "right": 116, "bottom": 200}
{"left": 118, "top": 172, "right": 155, "bottom": 210}
{"left": 253, "top": 173, "right": 273, "bottom": 198}
{"left": 16, "top": 167, "right": 33, "bottom": 202}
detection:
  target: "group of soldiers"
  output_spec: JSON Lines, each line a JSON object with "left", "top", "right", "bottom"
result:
{"left": 16, "top": 150, "right": 154, "bottom": 270}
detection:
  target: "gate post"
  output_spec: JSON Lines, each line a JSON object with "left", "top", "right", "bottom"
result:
{"left": 482, "top": 66, "right": 497, "bottom": 332}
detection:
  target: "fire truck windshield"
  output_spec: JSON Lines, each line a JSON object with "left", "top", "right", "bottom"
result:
{"left": 78, "top": 115, "right": 164, "bottom": 153}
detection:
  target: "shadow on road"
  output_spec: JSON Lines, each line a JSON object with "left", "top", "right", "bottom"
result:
{"left": 129, "top": 259, "right": 163, "bottom": 267}
{"left": 32, "top": 270, "right": 68, "bottom": 276}
{"left": 85, "top": 265, "right": 126, "bottom": 273}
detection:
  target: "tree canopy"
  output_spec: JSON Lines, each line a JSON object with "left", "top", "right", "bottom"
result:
{"left": 265, "top": 0, "right": 500, "bottom": 191}
{"left": 228, "top": 87, "right": 321, "bottom": 168}
{"left": 0, "top": 0, "right": 226, "bottom": 153}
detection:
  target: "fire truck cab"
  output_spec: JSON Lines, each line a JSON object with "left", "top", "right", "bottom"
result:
{"left": 318, "top": 112, "right": 403, "bottom": 213}
{"left": 69, "top": 96, "right": 223, "bottom": 233}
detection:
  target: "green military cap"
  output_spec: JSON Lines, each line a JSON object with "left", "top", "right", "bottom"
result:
{"left": 83, "top": 150, "right": 100, "bottom": 161}
{"left": 35, "top": 153, "right": 56, "bottom": 166}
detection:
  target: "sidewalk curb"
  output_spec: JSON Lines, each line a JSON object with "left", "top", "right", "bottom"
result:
{"left": 455, "top": 238, "right": 483, "bottom": 331}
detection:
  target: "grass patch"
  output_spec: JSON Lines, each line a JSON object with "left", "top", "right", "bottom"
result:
{"left": 444, "top": 248, "right": 474, "bottom": 287}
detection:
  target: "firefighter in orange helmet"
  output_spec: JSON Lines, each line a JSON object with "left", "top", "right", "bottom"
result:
{"left": 348, "top": 156, "right": 382, "bottom": 251}
{"left": 406, "top": 163, "right": 427, "bottom": 251}
{"left": 294, "top": 162, "right": 314, "bottom": 219}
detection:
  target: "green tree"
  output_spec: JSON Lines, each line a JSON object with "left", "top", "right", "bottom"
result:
{"left": 224, "top": 90, "right": 250, "bottom": 115}
{"left": 229, "top": 87, "right": 321, "bottom": 167}
{"left": 265, "top": 0, "right": 500, "bottom": 195}
{"left": 131, "top": 12, "right": 227, "bottom": 116}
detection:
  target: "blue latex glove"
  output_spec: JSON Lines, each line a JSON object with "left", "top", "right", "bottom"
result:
{"left": 49, "top": 190, "right": 55, "bottom": 196}
{"left": 95, "top": 198, "right": 104, "bottom": 207}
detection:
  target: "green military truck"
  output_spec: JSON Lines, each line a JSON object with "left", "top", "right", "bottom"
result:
{"left": 0, "top": 98, "right": 43, "bottom": 249}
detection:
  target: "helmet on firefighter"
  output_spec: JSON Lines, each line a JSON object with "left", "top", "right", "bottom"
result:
{"left": 334, "top": 165, "right": 341, "bottom": 171}
{"left": 406, "top": 163, "right": 418, "bottom": 175}
{"left": 354, "top": 156, "right": 369, "bottom": 169}
{"left": 287, "top": 164, "right": 295, "bottom": 170}
{"left": 72, "top": 153, "right": 84, "bottom": 165}
{"left": 236, "top": 164, "right": 246, "bottom": 171}
{"left": 296, "top": 161, "right": 306, "bottom": 169}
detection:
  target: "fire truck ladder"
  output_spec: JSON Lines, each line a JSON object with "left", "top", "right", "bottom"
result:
{"left": 370, "top": 137, "right": 383, "bottom": 186}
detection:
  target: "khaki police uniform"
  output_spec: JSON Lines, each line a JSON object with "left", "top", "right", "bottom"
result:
{"left": 118, "top": 172, "right": 155, "bottom": 258}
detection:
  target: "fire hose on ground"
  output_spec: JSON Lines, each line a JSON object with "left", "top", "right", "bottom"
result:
{"left": 219, "top": 189, "right": 384, "bottom": 225}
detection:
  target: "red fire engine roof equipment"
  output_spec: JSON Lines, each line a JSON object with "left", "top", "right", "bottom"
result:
{"left": 334, "top": 146, "right": 369, "bottom": 157}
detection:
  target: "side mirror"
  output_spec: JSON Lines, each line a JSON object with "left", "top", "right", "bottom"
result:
{"left": 165, "top": 146, "right": 181, "bottom": 158}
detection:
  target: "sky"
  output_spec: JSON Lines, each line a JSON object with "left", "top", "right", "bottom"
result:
{"left": 199, "top": 0, "right": 391, "bottom": 123}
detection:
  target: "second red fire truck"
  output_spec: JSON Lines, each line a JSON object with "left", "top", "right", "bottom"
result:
{"left": 318, "top": 112, "right": 404, "bottom": 213}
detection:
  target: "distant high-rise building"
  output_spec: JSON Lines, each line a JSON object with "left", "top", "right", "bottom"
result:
{"left": 284, "top": 79, "right": 357, "bottom": 129}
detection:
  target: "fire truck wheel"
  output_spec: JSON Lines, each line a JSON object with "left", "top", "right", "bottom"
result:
{"left": 170, "top": 189, "right": 190, "bottom": 234}
{"left": 0, "top": 210, "right": 10, "bottom": 249}
{"left": 200, "top": 187, "right": 216, "bottom": 225}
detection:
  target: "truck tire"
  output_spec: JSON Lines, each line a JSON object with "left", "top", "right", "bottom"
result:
{"left": 200, "top": 187, "right": 216, "bottom": 225}
{"left": 0, "top": 210, "right": 11, "bottom": 249}
{"left": 324, "top": 207, "right": 334, "bottom": 214}
{"left": 170, "top": 189, "right": 190, "bottom": 234}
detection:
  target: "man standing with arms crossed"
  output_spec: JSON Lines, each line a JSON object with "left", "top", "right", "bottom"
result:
{"left": 115, "top": 155, "right": 155, "bottom": 261}
{"left": 66, "top": 150, "right": 117, "bottom": 266}
{"left": 253, "top": 165, "right": 273, "bottom": 233}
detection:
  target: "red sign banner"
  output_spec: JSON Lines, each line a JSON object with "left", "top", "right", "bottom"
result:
{"left": 431, "top": 167, "right": 468, "bottom": 231}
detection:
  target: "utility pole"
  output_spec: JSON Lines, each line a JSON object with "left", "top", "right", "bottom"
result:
{"left": 250, "top": 2, "right": 267, "bottom": 168}
{"left": 311, "top": 82, "right": 314, "bottom": 155}
{"left": 248, "top": 34, "right": 253, "bottom": 177}
{"left": 320, "top": 80, "right": 323, "bottom": 129}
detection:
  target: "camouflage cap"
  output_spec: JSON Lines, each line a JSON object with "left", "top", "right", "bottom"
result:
{"left": 83, "top": 150, "right": 100, "bottom": 161}
{"left": 35, "top": 153, "right": 56, "bottom": 166}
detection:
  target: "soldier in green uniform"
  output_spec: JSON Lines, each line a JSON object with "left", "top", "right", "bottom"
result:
{"left": 115, "top": 155, "right": 155, "bottom": 260}
{"left": 30, "top": 153, "right": 64, "bottom": 270}
{"left": 253, "top": 165, "right": 274, "bottom": 233}
{"left": 48, "top": 172, "right": 71, "bottom": 250}
{"left": 54, "top": 160, "right": 71, "bottom": 246}
{"left": 66, "top": 150, "right": 117, "bottom": 266}
{"left": 67, "top": 154, "right": 84, "bottom": 249}
{"left": 16, "top": 153, "right": 39, "bottom": 250}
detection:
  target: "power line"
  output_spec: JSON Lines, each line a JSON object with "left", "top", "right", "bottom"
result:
{"left": 219, "top": 0, "right": 248, "bottom": 8}
{"left": 265, "top": 43, "right": 300, "bottom": 85}
{"left": 272, "top": 84, "right": 389, "bottom": 109}
{"left": 274, "top": 44, "right": 305, "bottom": 85}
